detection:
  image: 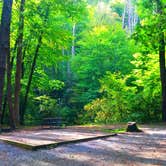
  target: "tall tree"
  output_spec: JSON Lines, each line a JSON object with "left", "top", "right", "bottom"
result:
{"left": 21, "top": 34, "right": 42, "bottom": 124}
{"left": 122, "top": 0, "right": 138, "bottom": 33}
{"left": 14, "top": 0, "right": 25, "bottom": 125}
{"left": 7, "top": 47, "right": 15, "bottom": 129}
{"left": 0, "top": 0, "right": 13, "bottom": 130}
{"left": 20, "top": 2, "right": 51, "bottom": 124}
{"left": 136, "top": 0, "right": 166, "bottom": 121}
{"left": 156, "top": 0, "right": 166, "bottom": 121}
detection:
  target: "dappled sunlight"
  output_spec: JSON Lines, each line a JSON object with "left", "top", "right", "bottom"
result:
{"left": 0, "top": 0, "right": 165, "bottom": 165}
{"left": 97, "top": 1, "right": 110, "bottom": 14}
{"left": 0, "top": 128, "right": 113, "bottom": 147}
{"left": 1, "top": 126, "right": 166, "bottom": 165}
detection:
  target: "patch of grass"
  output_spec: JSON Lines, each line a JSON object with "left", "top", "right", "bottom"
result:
{"left": 101, "top": 128, "right": 126, "bottom": 134}
{"left": 81, "top": 124, "right": 101, "bottom": 127}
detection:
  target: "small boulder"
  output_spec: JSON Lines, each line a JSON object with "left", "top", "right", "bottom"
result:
{"left": 126, "top": 122, "right": 142, "bottom": 132}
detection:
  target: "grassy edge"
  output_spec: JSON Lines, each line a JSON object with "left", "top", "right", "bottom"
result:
{"left": 101, "top": 128, "right": 126, "bottom": 134}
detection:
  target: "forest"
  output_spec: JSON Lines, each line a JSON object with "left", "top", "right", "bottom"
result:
{"left": 0, "top": 0, "right": 165, "bottom": 130}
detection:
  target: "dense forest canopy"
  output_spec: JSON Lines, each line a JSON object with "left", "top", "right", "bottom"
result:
{"left": 0, "top": 0, "right": 165, "bottom": 129}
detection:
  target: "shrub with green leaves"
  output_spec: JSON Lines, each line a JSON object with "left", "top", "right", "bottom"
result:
{"left": 35, "top": 95, "right": 57, "bottom": 118}
{"left": 84, "top": 52, "right": 161, "bottom": 123}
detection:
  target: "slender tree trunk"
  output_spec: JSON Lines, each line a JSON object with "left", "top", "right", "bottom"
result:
{"left": 66, "top": 23, "right": 76, "bottom": 86}
{"left": 20, "top": 35, "right": 42, "bottom": 124}
{"left": 21, "top": 46, "right": 27, "bottom": 79}
{"left": 0, "top": 0, "right": 13, "bottom": 131}
{"left": 2, "top": 40, "right": 16, "bottom": 126}
{"left": 1, "top": 56, "right": 15, "bottom": 128}
{"left": 71, "top": 23, "right": 76, "bottom": 57}
{"left": 1, "top": 55, "right": 15, "bottom": 125}
{"left": 1, "top": 94, "right": 7, "bottom": 124}
{"left": 156, "top": 0, "right": 166, "bottom": 121}
{"left": 14, "top": 0, "right": 25, "bottom": 125}
{"left": 159, "top": 32, "right": 166, "bottom": 121}
{"left": 21, "top": 6, "right": 49, "bottom": 124}
{"left": 122, "top": 0, "right": 138, "bottom": 33}
{"left": 7, "top": 48, "right": 15, "bottom": 129}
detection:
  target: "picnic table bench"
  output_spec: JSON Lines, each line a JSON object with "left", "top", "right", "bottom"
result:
{"left": 41, "top": 117, "right": 66, "bottom": 128}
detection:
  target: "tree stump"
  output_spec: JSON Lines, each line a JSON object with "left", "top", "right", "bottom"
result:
{"left": 126, "top": 122, "right": 142, "bottom": 132}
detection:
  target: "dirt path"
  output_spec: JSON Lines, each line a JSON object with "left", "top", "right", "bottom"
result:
{"left": 0, "top": 126, "right": 166, "bottom": 166}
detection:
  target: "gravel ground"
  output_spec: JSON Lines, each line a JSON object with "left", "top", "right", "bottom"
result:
{"left": 0, "top": 126, "right": 166, "bottom": 166}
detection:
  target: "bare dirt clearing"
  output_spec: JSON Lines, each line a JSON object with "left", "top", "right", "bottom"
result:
{"left": 0, "top": 128, "right": 115, "bottom": 150}
{"left": 0, "top": 125, "right": 166, "bottom": 166}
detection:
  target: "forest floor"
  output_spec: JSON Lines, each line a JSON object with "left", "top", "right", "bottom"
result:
{"left": 0, "top": 124, "right": 166, "bottom": 166}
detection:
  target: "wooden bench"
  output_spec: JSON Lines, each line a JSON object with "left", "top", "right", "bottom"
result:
{"left": 41, "top": 117, "right": 66, "bottom": 128}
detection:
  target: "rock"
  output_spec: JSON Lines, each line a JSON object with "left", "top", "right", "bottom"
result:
{"left": 126, "top": 122, "right": 142, "bottom": 132}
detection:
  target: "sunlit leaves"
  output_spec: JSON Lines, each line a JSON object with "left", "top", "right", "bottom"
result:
{"left": 71, "top": 17, "right": 135, "bottom": 106}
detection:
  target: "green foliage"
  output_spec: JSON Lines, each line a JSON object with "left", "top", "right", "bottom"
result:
{"left": 130, "top": 53, "right": 161, "bottom": 121}
{"left": 110, "top": 0, "right": 124, "bottom": 17}
{"left": 71, "top": 24, "right": 135, "bottom": 106}
{"left": 24, "top": 95, "right": 58, "bottom": 125}
{"left": 84, "top": 52, "right": 161, "bottom": 123}
{"left": 84, "top": 72, "right": 135, "bottom": 123}
{"left": 1, "top": 0, "right": 163, "bottom": 126}
{"left": 133, "top": 0, "right": 166, "bottom": 53}
{"left": 58, "top": 106, "right": 78, "bottom": 125}
{"left": 35, "top": 95, "right": 57, "bottom": 118}
{"left": 32, "top": 68, "right": 64, "bottom": 92}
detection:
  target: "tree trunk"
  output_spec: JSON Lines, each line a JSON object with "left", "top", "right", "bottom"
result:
{"left": 71, "top": 23, "right": 76, "bottom": 57}
{"left": 14, "top": 0, "right": 25, "bottom": 125}
{"left": 2, "top": 43, "right": 16, "bottom": 127}
{"left": 159, "top": 32, "right": 166, "bottom": 121}
{"left": 20, "top": 35, "right": 42, "bottom": 124}
{"left": 21, "top": 45, "right": 27, "bottom": 79}
{"left": 1, "top": 94, "right": 7, "bottom": 124}
{"left": 0, "top": 0, "right": 13, "bottom": 131}
{"left": 126, "top": 122, "right": 142, "bottom": 132}
{"left": 7, "top": 47, "right": 15, "bottom": 129}
{"left": 66, "top": 23, "right": 77, "bottom": 86}
{"left": 156, "top": 0, "right": 166, "bottom": 121}
{"left": 1, "top": 54, "right": 15, "bottom": 126}
{"left": 122, "top": 0, "right": 138, "bottom": 33}
{"left": 21, "top": 6, "right": 49, "bottom": 124}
